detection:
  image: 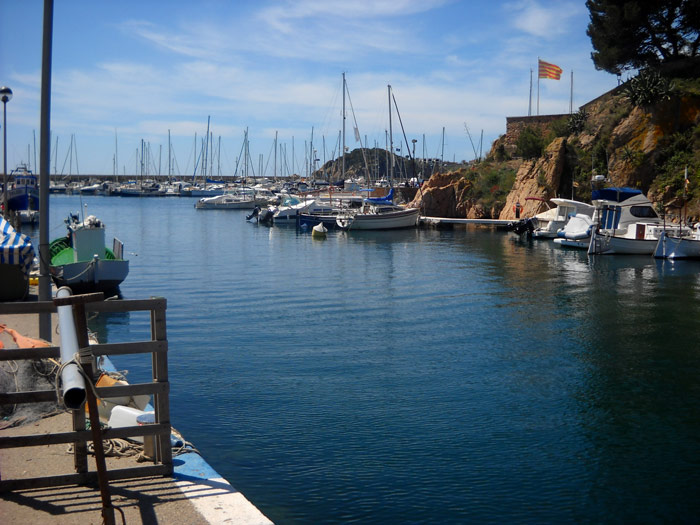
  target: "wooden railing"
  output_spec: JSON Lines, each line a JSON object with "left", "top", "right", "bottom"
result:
{"left": 0, "top": 296, "right": 172, "bottom": 492}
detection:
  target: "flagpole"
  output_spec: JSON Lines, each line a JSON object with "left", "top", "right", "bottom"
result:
{"left": 528, "top": 68, "right": 532, "bottom": 116}
{"left": 569, "top": 70, "right": 574, "bottom": 113}
{"left": 537, "top": 57, "right": 540, "bottom": 115}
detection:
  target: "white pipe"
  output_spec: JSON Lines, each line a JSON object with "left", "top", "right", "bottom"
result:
{"left": 56, "top": 286, "right": 87, "bottom": 409}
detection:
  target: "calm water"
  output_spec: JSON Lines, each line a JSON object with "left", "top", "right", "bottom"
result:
{"left": 31, "top": 195, "right": 700, "bottom": 524}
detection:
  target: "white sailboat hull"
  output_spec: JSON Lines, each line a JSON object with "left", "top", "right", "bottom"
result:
{"left": 337, "top": 207, "right": 419, "bottom": 230}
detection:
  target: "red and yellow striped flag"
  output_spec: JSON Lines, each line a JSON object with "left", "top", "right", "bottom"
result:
{"left": 538, "top": 59, "right": 562, "bottom": 80}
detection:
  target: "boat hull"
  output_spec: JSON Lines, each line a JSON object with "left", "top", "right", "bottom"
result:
{"left": 195, "top": 196, "right": 257, "bottom": 209}
{"left": 50, "top": 258, "right": 129, "bottom": 294}
{"left": 653, "top": 232, "right": 700, "bottom": 259}
{"left": 337, "top": 207, "right": 419, "bottom": 230}
{"left": 7, "top": 188, "right": 40, "bottom": 213}
{"left": 553, "top": 237, "right": 589, "bottom": 249}
{"left": 588, "top": 230, "right": 657, "bottom": 255}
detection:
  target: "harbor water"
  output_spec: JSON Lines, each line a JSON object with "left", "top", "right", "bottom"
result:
{"left": 31, "top": 195, "right": 700, "bottom": 524}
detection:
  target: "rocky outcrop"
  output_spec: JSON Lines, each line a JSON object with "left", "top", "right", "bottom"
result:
{"left": 414, "top": 172, "right": 459, "bottom": 217}
{"left": 499, "top": 137, "right": 567, "bottom": 220}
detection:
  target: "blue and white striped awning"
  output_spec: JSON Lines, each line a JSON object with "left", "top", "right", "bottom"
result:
{"left": 0, "top": 218, "right": 35, "bottom": 276}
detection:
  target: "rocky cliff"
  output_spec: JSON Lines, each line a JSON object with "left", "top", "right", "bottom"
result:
{"left": 410, "top": 75, "right": 700, "bottom": 220}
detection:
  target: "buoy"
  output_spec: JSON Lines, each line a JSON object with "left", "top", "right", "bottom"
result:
{"left": 312, "top": 222, "right": 328, "bottom": 238}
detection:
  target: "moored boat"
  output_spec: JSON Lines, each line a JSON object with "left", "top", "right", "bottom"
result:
{"left": 531, "top": 198, "right": 595, "bottom": 238}
{"left": 49, "top": 213, "right": 129, "bottom": 293}
{"left": 653, "top": 227, "right": 700, "bottom": 259}
{"left": 4, "top": 164, "right": 40, "bottom": 223}
{"left": 336, "top": 204, "right": 420, "bottom": 230}
{"left": 587, "top": 187, "right": 691, "bottom": 255}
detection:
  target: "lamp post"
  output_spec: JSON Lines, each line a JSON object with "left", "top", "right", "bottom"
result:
{"left": 1, "top": 86, "right": 12, "bottom": 218}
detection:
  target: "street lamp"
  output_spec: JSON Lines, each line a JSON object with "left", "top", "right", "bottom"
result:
{"left": 1, "top": 86, "right": 12, "bottom": 217}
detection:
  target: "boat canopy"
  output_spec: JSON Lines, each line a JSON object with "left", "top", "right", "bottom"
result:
{"left": 592, "top": 187, "right": 642, "bottom": 202}
{"left": 365, "top": 188, "right": 394, "bottom": 205}
{"left": 0, "top": 217, "right": 35, "bottom": 276}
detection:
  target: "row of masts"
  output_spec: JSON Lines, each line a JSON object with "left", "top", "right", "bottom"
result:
{"left": 21, "top": 74, "right": 465, "bottom": 184}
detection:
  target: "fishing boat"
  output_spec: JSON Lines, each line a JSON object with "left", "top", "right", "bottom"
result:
{"left": 587, "top": 188, "right": 691, "bottom": 255}
{"left": 0, "top": 217, "right": 35, "bottom": 301}
{"left": 653, "top": 227, "right": 700, "bottom": 259}
{"left": 49, "top": 213, "right": 129, "bottom": 293}
{"left": 4, "top": 164, "right": 40, "bottom": 224}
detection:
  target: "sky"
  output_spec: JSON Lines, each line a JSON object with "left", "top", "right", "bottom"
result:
{"left": 0, "top": 0, "right": 620, "bottom": 178}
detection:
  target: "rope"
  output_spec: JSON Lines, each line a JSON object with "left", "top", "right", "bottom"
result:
{"left": 54, "top": 349, "right": 101, "bottom": 407}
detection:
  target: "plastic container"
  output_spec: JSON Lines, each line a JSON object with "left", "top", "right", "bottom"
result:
{"left": 108, "top": 405, "right": 146, "bottom": 443}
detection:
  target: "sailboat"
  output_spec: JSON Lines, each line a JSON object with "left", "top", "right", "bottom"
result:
{"left": 334, "top": 82, "right": 420, "bottom": 231}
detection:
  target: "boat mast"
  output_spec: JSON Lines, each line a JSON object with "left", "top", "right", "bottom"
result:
{"left": 342, "top": 72, "right": 346, "bottom": 182}
{"left": 168, "top": 129, "right": 171, "bottom": 180}
{"left": 203, "top": 116, "right": 210, "bottom": 186}
{"left": 114, "top": 129, "right": 118, "bottom": 179}
{"left": 388, "top": 85, "right": 394, "bottom": 185}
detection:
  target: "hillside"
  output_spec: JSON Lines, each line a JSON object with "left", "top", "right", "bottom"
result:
{"left": 410, "top": 65, "right": 700, "bottom": 221}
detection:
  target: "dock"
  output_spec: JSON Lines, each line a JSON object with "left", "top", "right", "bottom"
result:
{"left": 0, "top": 302, "right": 272, "bottom": 525}
{"left": 420, "top": 216, "right": 512, "bottom": 227}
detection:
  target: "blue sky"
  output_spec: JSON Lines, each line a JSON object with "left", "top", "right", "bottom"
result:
{"left": 1, "top": 0, "right": 619, "bottom": 177}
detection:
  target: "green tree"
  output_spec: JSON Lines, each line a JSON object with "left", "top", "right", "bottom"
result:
{"left": 586, "top": 0, "right": 700, "bottom": 74}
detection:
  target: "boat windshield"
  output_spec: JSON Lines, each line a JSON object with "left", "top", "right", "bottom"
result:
{"left": 280, "top": 196, "right": 301, "bottom": 206}
{"left": 630, "top": 205, "right": 658, "bottom": 219}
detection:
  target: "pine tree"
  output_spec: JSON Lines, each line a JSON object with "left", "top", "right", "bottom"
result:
{"left": 586, "top": 0, "right": 700, "bottom": 74}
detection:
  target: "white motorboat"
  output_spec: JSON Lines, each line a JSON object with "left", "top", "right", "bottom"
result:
{"left": 587, "top": 188, "right": 691, "bottom": 255}
{"left": 531, "top": 198, "right": 595, "bottom": 238}
{"left": 553, "top": 214, "right": 595, "bottom": 248}
{"left": 653, "top": 226, "right": 700, "bottom": 259}
{"left": 269, "top": 195, "right": 333, "bottom": 222}
{"left": 194, "top": 187, "right": 268, "bottom": 209}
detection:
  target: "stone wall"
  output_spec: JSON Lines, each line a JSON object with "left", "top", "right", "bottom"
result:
{"left": 504, "top": 114, "right": 568, "bottom": 149}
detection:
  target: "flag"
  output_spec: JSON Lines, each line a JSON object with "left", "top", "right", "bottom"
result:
{"left": 538, "top": 59, "right": 562, "bottom": 80}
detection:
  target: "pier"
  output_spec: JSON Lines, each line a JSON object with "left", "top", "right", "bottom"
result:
{"left": 420, "top": 216, "right": 512, "bottom": 227}
{"left": 0, "top": 295, "right": 272, "bottom": 524}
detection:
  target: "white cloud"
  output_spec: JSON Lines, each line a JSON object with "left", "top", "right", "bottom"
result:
{"left": 506, "top": 0, "right": 585, "bottom": 38}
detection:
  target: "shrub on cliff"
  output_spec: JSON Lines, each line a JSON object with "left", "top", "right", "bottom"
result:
{"left": 649, "top": 127, "right": 700, "bottom": 203}
{"left": 516, "top": 126, "right": 544, "bottom": 159}
{"left": 623, "top": 69, "right": 675, "bottom": 107}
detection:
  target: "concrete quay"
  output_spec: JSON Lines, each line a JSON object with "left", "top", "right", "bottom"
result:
{"left": 0, "top": 310, "right": 272, "bottom": 524}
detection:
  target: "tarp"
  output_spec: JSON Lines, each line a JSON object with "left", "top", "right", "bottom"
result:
{"left": 365, "top": 188, "right": 394, "bottom": 204}
{"left": 0, "top": 217, "right": 35, "bottom": 276}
